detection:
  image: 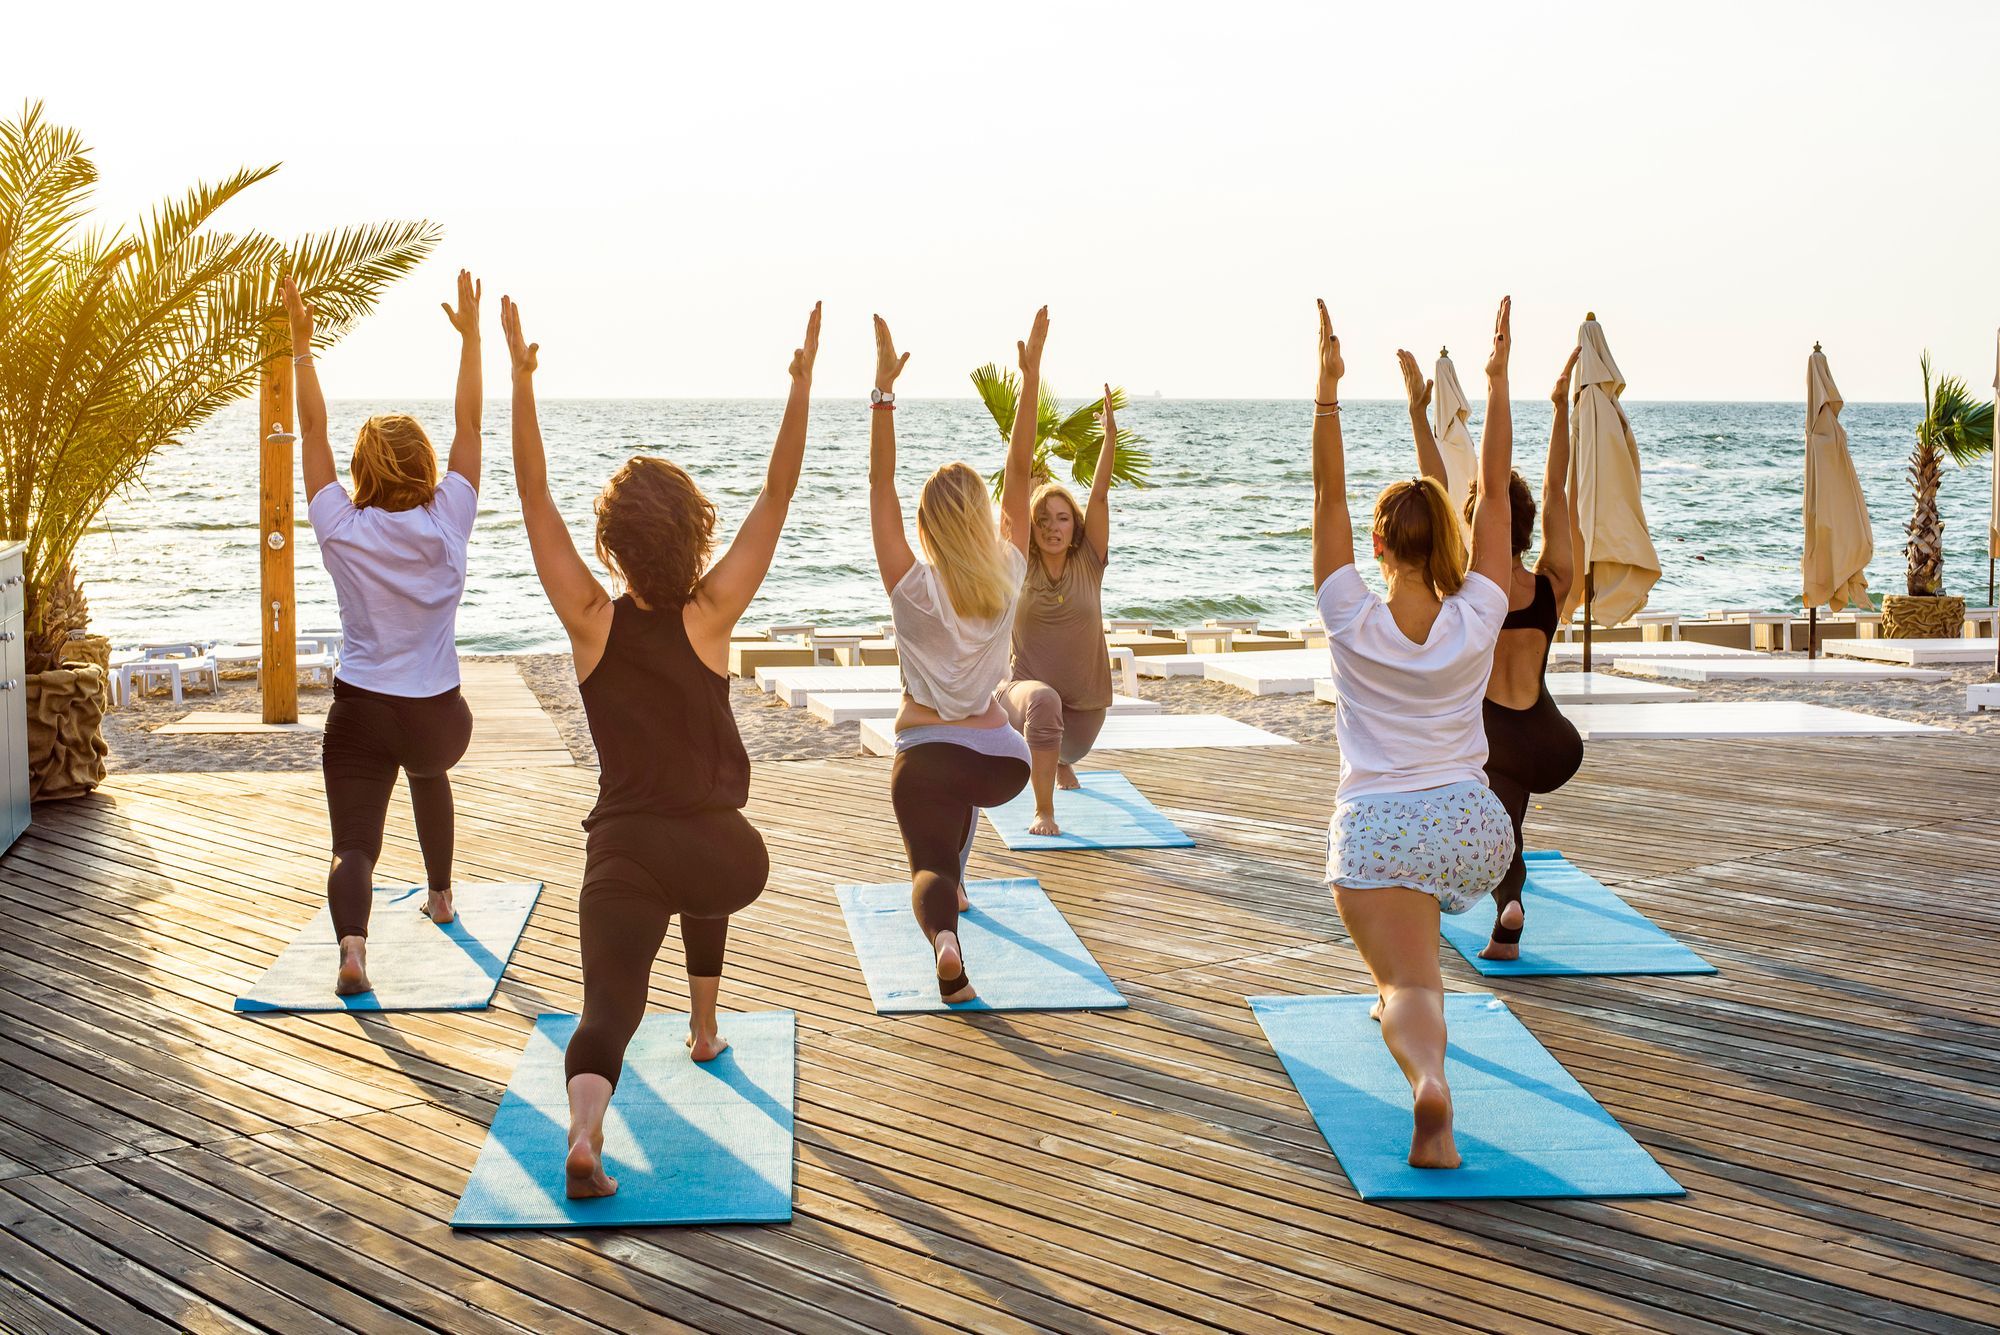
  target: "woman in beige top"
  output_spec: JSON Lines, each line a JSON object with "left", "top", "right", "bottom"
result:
{"left": 995, "top": 387, "right": 1121, "bottom": 836}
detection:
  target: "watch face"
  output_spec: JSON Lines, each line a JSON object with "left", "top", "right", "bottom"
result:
{"left": 872, "top": 388, "right": 892, "bottom": 404}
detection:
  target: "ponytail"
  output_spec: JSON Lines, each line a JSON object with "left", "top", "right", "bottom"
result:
{"left": 1372, "top": 477, "right": 1467, "bottom": 600}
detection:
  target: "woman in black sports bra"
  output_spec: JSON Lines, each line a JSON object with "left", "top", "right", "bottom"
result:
{"left": 1404, "top": 344, "right": 1586, "bottom": 959}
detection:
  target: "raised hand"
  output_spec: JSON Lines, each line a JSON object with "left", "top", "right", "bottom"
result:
{"left": 873, "top": 314, "right": 909, "bottom": 390}
{"left": 1552, "top": 344, "right": 1581, "bottom": 404}
{"left": 1316, "top": 299, "right": 1344, "bottom": 392}
{"left": 501, "top": 295, "right": 538, "bottom": 377}
{"left": 789, "top": 302, "right": 822, "bottom": 383}
{"left": 279, "top": 275, "right": 314, "bottom": 351}
{"left": 441, "top": 269, "right": 482, "bottom": 339}
{"left": 1018, "top": 305, "right": 1050, "bottom": 375}
{"left": 1485, "top": 295, "right": 1512, "bottom": 380}
{"left": 1396, "top": 349, "right": 1433, "bottom": 413}
{"left": 1099, "top": 383, "right": 1117, "bottom": 449}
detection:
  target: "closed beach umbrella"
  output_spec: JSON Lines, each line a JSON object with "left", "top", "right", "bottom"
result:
{"left": 1432, "top": 348, "right": 1478, "bottom": 516}
{"left": 1567, "top": 313, "right": 1661, "bottom": 628}
{"left": 1990, "top": 329, "right": 1999, "bottom": 571}
{"left": 1802, "top": 344, "right": 1873, "bottom": 654}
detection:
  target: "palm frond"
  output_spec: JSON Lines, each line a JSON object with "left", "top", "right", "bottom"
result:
{"left": 269, "top": 220, "right": 442, "bottom": 340}
{"left": 969, "top": 362, "right": 1019, "bottom": 441}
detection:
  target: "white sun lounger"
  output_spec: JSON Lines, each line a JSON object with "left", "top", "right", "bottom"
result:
{"left": 1548, "top": 641, "right": 1764, "bottom": 664}
{"left": 1312, "top": 672, "right": 1694, "bottom": 707}
{"left": 811, "top": 691, "right": 1161, "bottom": 727}
{"left": 1968, "top": 683, "right": 2000, "bottom": 711}
{"left": 1826, "top": 637, "right": 1998, "bottom": 666}
{"left": 1203, "top": 649, "right": 1333, "bottom": 696}
{"left": 758, "top": 664, "right": 904, "bottom": 705}
{"left": 1556, "top": 701, "right": 1943, "bottom": 740}
{"left": 858, "top": 712, "right": 1294, "bottom": 757}
{"left": 1617, "top": 658, "right": 1948, "bottom": 683}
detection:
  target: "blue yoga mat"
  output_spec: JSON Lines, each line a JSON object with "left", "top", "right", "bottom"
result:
{"left": 234, "top": 882, "right": 542, "bottom": 1012}
{"left": 452, "top": 1011, "right": 795, "bottom": 1229}
{"left": 836, "top": 877, "right": 1127, "bottom": 1013}
{"left": 1441, "top": 851, "right": 1715, "bottom": 977}
{"left": 1249, "top": 993, "right": 1683, "bottom": 1200}
{"left": 982, "top": 770, "right": 1194, "bottom": 851}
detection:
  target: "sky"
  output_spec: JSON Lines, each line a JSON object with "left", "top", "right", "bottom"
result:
{"left": 7, "top": 0, "right": 1999, "bottom": 402}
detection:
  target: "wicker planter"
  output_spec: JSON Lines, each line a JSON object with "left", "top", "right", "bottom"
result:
{"left": 1881, "top": 593, "right": 1964, "bottom": 639}
{"left": 26, "top": 665, "right": 108, "bottom": 802}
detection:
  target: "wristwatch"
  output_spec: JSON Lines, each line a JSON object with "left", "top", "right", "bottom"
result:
{"left": 870, "top": 388, "right": 895, "bottom": 406}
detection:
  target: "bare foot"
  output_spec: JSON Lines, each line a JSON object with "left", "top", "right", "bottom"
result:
{"left": 1478, "top": 900, "right": 1524, "bottom": 961}
{"left": 422, "top": 886, "right": 456, "bottom": 925}
{"left": 686, "top": 1028, "right": 731, "bottom": 1062}
{"left": 1056, "top": 763, "right": 1081, "bottom": 790}
{"left": 935, "top": 931, "right": 977, "bottom": 1005}
{"left": 334, "top": 936, "right": 371, "bottom": 996}
{"left": 1408, "top": 1077, "right": 1461, "bottom": 1169}
{"left": 1028, "top": 810, "right": 1062, "bottom": 837}
{"left": 564, "top": 1134, "right": 618, "bottom": 1199}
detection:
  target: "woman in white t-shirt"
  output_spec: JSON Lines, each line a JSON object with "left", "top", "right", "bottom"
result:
{"left": 868, "top": 308, "right": 1042, "bottom": 1004}
{"left": 1311, "top": 296, "right": 1517, "bottom": 1170}
{"left": 281, "top": 272, "right": 483, "bottom": 998}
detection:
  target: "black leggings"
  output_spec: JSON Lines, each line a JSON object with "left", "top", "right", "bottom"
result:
{"left": 1482, "top": 689, "right": 1585, "bottom": 914}
{"left": 564, "top": 808, "right": 769, "bottom": 1087}
{"left": 889, "top": 742, "right": 1030, "bottom": 943}
{"left": 322, "top": 678, "right": 474, "bottom": 940}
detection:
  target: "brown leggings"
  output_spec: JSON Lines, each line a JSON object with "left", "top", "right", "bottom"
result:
{"left": 889, "top": 742, "right": 1030, "bottom": 942}
{"left": 564, "top": 808, "right": 769, "bottom": 1088}
{"left": 995, "top": 679, "right": 1108, "bottom": 764}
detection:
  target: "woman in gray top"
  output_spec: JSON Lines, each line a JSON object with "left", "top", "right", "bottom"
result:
{"left": 995, "top": 388, "right": 1121, "bottom": 836}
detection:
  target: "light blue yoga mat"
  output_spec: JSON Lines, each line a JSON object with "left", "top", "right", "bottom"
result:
{"left": 1249, "top": 993, "right": 1684, "bottom": 1201}
{"left": 982, "top": 770, "right": 1194, "bottom": 851}
{"left": 234, "top": 882, "right": 542, "bottom": 1012}
{"left": 836, "top": 877, "right": 1127, "bottom": 1013}
{"left": 1440, "top": 851, "right": 1715, "bottom": 977}
{"left": 452, "top": 1011, "right": 795, "bottom": 1229}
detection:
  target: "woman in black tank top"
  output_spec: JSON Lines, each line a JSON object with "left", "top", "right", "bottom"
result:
{"left": 503, "top": 295, "right": 819, "bottom": 1202}
{"left": 1407, "top": 345, "right": 1587, "bottom": 960}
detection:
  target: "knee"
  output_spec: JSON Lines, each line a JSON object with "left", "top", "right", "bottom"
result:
{"left": 330, "top": 845, "right": 376, "bottom": 875}
{"left": 1019, "top": 685, "right": 1064, "bottom": 751}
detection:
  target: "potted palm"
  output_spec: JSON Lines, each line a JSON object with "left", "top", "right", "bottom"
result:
{"left": 970, "top": 363, "right": 1153, "bottom": 495}
{"left": 0, "top": 102, "right": 439, "bottom": 799}
{"left": 1884, "top": 352, "right": 1995, "bottom": 638}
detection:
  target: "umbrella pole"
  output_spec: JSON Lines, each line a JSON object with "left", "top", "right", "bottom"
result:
{"left": 1808, "top": 605, "right": 1817, "bottom": 660}
{"left": 1583, "top": 572, "right": 1594, "bottom": 674}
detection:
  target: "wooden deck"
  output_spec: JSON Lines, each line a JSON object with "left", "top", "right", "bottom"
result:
{"left": 1, "top": 726, "right": 1997, "bottom": 1332}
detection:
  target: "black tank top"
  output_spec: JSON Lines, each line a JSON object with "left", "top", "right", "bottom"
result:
{"left": 580, "top": 596, "right": 749, "bottom": 828}
{"left": 1500, "top": 572, "right": 1559, "bottom": 638}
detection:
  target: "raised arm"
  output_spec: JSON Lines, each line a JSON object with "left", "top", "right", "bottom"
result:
{"left": 500, "top": 296, "right": 614, "bottom": 673}
{"left": 689, "top": 302, "right": 820, "bottom": 645}
{"left": 998, "top": 306, "right": 1047, "bottom": 554}
{"left": 1310, "top": 299, "right": 1353, "bottom": 590}
{"left": 440, "top": 269, "right": 483, "bottom": 488}
{"left": 869, "top": 314, "right": 916, "bottom": 594}
{"left": 1082, "top": 384, "right": 1116, "bottom": 563}
{"left": 1398, "top": 349, "right": 1445, "bottom": 487}
{"left": 280, "top": 276, "right": 336, "bottom": 501}
{"left": 1536, "top": 345, "right": 1582, "bottom": 601}
{"left": 1467, "top": 296, "right": 1515, "bottom": 591}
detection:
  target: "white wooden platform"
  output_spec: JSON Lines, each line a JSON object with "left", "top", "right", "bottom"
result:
{"left": 1311, "top": 672, "right": 1695, "bottom": 707}
{"left": 808, "top": 691, "right": 1162, "bottom": 727}
{"left": 759, "top": 663, "right": 904, "bottom": 706}
{"left": 1549, "top": 641, "right": 1763, "bottom": 664}
{"left": 1969, "top": 683, "right": 2000, "bottom": 711}
{"left": 1617, "top": 658, "right": 1949, "bottom": 683}
{"left": 1136, "top": 652, "right": 1232, "bottom": 679}
{"left": 1203, "top": 650, "right": 1332, "bottom": 696}
{"left": 858, "top": 712, "right": 1296, "bottom": 757}
{"left": 152, "top": 712, "right": 327, "bottom": 735}
{"left": 1556, "top": 701, "right": 1944, "bottom": 740}
{"left": 1827, "top": 637, "right": 1999, "bottom": 666}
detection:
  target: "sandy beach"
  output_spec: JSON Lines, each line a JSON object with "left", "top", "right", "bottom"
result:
{"left": 99, "top": 649, "right": 2000, "bottom": 774}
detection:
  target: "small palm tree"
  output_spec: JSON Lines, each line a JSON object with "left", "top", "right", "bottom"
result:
{"left": 970, "top": 363, "right": 1152, "bottom": 498}
{"left": 0, "top": 101, "right": 440, "bottom": 670}
{"left": 1906, "top": 351, "right": 1995, "bottom": 595}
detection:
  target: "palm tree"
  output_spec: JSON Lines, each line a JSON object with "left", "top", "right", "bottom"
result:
{"left": 1906, "top": 351, "right": 1995, "bottom": 596}
{"left": 970, "top": 363, "right": 1152, "bottom": 498}
{"left": 0, "top": 102, "right": 440, "bottom": 671}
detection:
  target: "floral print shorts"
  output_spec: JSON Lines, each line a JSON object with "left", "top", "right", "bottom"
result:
{"left": 1325, "top": 780, "right": 1514, "bottom": 915}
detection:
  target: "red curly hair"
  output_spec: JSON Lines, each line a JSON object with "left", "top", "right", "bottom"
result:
{"left": 594, "top": 456, "right": 717, "bottom": 608}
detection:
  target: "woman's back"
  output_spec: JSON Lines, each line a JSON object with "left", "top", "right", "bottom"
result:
{"left": 891, "top": 546, "right": 1028, "bottom": 720}
{"left": 1317, "top": 564, "right": 1508, "bottom": 800}
{"left": 1486, "top": 569, "right": 1560, "bottom": 709}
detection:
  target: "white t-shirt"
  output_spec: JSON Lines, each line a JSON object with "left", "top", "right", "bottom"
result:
{"left": 308, "top": 470, "right": 477, "bottom": 697}
{"left": 1316, "top": 563, "right": 1508, "bottom": 801}
{"left": 890, "top": 545, "right": 1028, "bottom": 721}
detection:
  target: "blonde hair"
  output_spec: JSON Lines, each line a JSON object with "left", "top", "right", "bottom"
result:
{"left": 351, "top": 414, "right": 439, "bottom": 512}
{"left": 916, "top": 462, "right": 1015, "bottom": 620}
{"left": 1029, "top": 481, "right": 1085, "bottom": 554}
{"left": 1373, "top": 477, "right": 1468, "bottom": 600}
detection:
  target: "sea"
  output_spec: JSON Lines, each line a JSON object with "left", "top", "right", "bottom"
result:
{"left": 76, "top": 398, "right": 1996, "bottom": 653}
